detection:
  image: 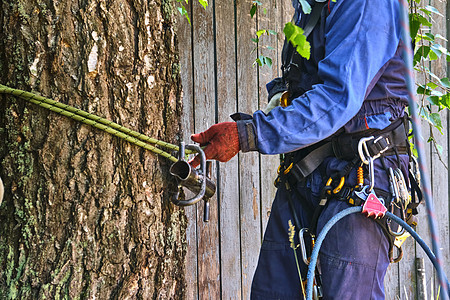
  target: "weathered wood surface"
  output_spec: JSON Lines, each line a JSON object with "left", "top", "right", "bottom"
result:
{"left": 176, "top": 1, "right": 450, "bottom": 299}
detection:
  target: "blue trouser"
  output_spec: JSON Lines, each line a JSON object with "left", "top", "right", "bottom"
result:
{"left": 251, "top": 155, "right": 408, "bottom": 299}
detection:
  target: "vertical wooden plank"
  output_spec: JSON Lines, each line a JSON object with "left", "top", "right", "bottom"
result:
{"left": 429, "top": 0, "right": 450, "bottom": 296}
{"left": 236, "top": 1, "right": 260, "bottom": 299}
{"left": 384, "top": 261, "right": 400, "bottom": 298}
{"left": 214, "top": 0, "right": 242, "bottom": 299}
{"left": 414, "top": 101, "right": 434, "bottom": 297}
{"left": 191, "top": 1, "right": 221, "bottom": 299}
{"left": 175, "top": 6, "right": 199, "bottom": 299}
{"left": 257, "top": 0, "right": 290, "bottom": 237}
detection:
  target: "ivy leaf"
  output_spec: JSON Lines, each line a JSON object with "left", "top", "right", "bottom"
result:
{"left": 283, "top": 22, "right": 311, "bottom": 59}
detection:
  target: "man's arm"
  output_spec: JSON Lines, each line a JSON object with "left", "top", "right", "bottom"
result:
{"left": 240, "top": 0, "right": 403, "bottom": 154}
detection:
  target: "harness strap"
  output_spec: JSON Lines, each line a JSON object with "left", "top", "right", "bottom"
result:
{"left": 287, "top": 119, "right": 409, "bottom": 184}
{"left": 281, "top": 1, "right": 327, "bottom": 79}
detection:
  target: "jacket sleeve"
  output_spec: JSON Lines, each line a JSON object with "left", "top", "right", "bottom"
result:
{"left": 239, "top": 0, "right": 403, "bottom": 154}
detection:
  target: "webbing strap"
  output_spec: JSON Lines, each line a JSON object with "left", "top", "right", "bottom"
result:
{"left": 282, "top": 1, "right": 326, "bottom": 75}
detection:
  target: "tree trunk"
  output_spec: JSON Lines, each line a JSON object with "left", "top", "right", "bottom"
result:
{"left": 0, "top": 0, "right": 187, "bottom": 299}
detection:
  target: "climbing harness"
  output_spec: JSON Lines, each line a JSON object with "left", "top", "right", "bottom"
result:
{"left": 274, "top": 113, "right": 424, "bottom": 298}
{"left": 0, "top": 84, "right": 216, "bottom": 220}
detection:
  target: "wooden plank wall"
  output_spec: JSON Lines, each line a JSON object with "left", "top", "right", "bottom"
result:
{"left": 176, "top": 1, "right": 449, "bottom": 299}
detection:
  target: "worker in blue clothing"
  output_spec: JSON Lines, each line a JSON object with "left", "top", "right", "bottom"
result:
{"left": 190, "top": 0, "right": 417, "bottom": 298}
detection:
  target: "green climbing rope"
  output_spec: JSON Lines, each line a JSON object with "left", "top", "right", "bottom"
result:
{"left": 0, "top": 84, "right": 192, "bottom": 163}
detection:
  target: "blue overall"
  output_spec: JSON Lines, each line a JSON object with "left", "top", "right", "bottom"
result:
{"left": 234, "top": 0, "right": 410, "bottom": 298}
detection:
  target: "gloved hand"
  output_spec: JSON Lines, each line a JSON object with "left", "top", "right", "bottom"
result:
{"left": 263, "top": 92, "right": 283, "bottom": 114}
{"left": 189, "top": 122, "right": 240, "bottom": 168}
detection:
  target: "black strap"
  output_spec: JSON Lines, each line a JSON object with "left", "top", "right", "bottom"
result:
{"left": 282, "top": 1, "right": 326, "bottom": 75}
{"left": 288, "top": 120, "right": 409, "bottom": 184}
{"left": 304, "top": 1, "right": 326, "bottom": 37}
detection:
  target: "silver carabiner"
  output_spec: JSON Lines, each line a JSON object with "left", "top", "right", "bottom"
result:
{"left": 358, "top": 136, "right": 375, "bottom": 165}
{"left": 299, "top": 228, "right": 312, "bottom": 265}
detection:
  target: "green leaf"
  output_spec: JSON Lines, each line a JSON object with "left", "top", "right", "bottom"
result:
{"left": 298, "top": 0, "right": 312, "bottom": 14}
{"left": 440, "top": 78, "right": 450, "bottom": 88}
{"left": 177, "top": 5, "right": 191, "bottom": 25}
{"left": 268, "top": 30, "right": 277, "bottom": 35}
{"left": 430, "top": 113, "right": 443, "bottom": 133}
{"left": 283, "top": 22, "right": 311, "bottom": 59}
{"left": 429, "top": 50, "right": 438, "bottom": 61}
{"left": 250, "top": 5, "right": 257, "bottom": 18}
{"left": 251, "top": 38, "right": 259, "bottom": 43}
{"left": 253, "top": 57, "right": 262, "bottom": 67}
{"left": 430, "top": 44, "right": 443, "bottom": 58}
{"left": 424, "top": 5, "right": 444, "bottom": 17}
{"left": 409, "top": 15, "right": 421, "bottom": 41}
{"left": 416, "top": 14, "right": 433, "bottom": 27}
{"left": 417, "top": 85, "right": 430, "bottom": 95}
{"left": 253, "top": 55, "right": 272, "bottom": 68}
{"left": 426, "top": 82, "right": 438, "bottom": 89}
{"left": 427, "top": 95, "right": 440, "bottom": 107}
{"left": 264, "top": 56, "right": 273, "bottom": 67}
{"left": 256, "top": 30, "right": 266, "bottom": 38}
{"left": 422, "top": 33, "right": 435, "bottom": 42}
{"left": 413, "top": 45, "right": 430, "bottom": 65}
{"left": 440, "top": 94, "right": 450, "bottom": 109}
{"left": 435, "top": 34, "right": 447, "bottom": 42}
{"left": 198, "top": 0, "right": 208, "bottom": 9}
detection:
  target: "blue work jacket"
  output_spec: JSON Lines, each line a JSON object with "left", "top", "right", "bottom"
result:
{"left": 237, "top": 0, "right": 408, "bottom": 154}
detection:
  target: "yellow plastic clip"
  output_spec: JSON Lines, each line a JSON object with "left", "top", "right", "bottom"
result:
{"left": 326, "top": 177, "right": 345, "bottom": 194}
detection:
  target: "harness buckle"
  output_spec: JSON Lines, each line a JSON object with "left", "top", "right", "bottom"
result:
{"left": 358, "top": 135, "right": 390, "bottom": 165}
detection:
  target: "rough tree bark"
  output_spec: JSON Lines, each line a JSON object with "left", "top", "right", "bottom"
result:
{"left": 0, "top": 0, "right": 187, "bottom": 299}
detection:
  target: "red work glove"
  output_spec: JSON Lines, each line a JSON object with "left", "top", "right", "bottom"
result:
{"left": 189, "top": 122, "right": 240, "bottom": 168}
